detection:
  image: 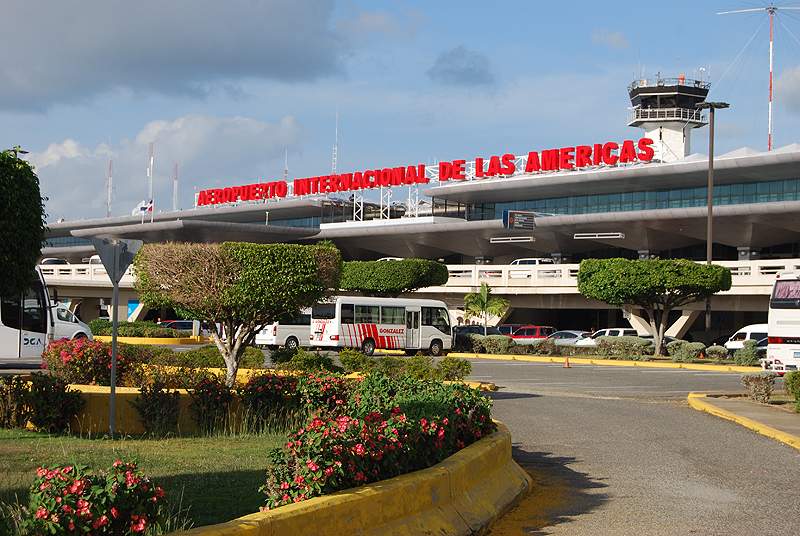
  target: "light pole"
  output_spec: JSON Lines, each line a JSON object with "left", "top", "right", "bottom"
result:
{"left": 696, "top": 101, "right": 729, "bottom": 345}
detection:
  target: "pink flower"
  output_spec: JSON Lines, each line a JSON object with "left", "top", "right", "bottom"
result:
{"left": 131, "top": 518, "right": 147, "bottom": 532}
{"left": 35, "top": 508, "right": 49, "bottom": 519}
{"left": 306, "top": 460, "right": 319, "bottom": 471}
{"left": 111, "top": 507, "right": 119, "bottom": 518}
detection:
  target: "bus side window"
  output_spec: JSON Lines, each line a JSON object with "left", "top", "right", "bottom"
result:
{"left": 341, "top": 304, "right": 355, "bottom": 324}
{"left": 356, "top": 305, "right": 379, "bottom": 324}
{"left": 1, "top": 297, "right": 21, "bottom": 330}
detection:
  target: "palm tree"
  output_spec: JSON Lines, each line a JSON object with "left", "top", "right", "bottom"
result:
{"left": 463, "top": 282, "right": 509, "bottom": 329}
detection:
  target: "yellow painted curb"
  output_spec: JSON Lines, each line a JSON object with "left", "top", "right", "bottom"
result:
{"left": 94, "top": 335, "right": 209, "bottom": 345}
{"left": 450, "top": 352, "right": 760, "bottom": 373}
{"left": 687, "top": 392, "right": 800, "bottom": 451}
{"left": 169, "top": 422, "right": 531, "bottom": 536}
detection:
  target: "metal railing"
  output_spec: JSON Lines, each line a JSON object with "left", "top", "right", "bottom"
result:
{"left": 628, "top": 78, "right": 711, "bottom": 91}
{"left": 627, "top": 107, "right": 706, "bottom": 125}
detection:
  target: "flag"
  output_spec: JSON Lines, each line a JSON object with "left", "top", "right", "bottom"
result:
{"left": 131, "top": 200, "right": 147, "bottom": 216}
{"left": 146, "top": 199, "right": 154, "bottom": 212}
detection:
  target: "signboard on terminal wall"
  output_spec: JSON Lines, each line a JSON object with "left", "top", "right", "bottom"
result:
{"left": 195, "top": 137, "right": 655, "bottom": 208}
{"left": 503, "top": 211, "right": 537, "bottom": 230}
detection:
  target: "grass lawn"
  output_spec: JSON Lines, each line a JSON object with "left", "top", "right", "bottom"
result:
{"left": 0, "top": 429, "right": 287, "bottom": 529}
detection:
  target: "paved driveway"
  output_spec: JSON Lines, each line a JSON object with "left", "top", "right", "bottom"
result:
{"left": 473, "top": 359, "right": 800, "bottom": 535}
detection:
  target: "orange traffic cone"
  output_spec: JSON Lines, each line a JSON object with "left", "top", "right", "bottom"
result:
{"left": 564, "top": 356, "right": 570, "bottom": 368}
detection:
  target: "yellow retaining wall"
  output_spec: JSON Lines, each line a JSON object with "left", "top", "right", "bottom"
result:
{"left": 170, "top": 422, "right": 531, "bottom": 536}
{"left": 94, "top": 335, "right": 209, "bottom": 345}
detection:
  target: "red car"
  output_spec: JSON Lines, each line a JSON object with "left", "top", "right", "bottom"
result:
{"left": 510, "top": 326, "right": 556, "bottom": 343}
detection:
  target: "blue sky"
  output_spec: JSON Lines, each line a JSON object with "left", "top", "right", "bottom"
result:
{"left": 3, "top": 0, "right": 799, "bottom": 222}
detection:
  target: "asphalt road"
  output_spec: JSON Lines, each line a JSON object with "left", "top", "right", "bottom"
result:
{"left": 469, "top": 359, "right": 800, "bottom": 535}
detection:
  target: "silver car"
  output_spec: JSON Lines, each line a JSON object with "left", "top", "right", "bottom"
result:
{"left": 546, "top": 330, "right": 590, "bottom": 345}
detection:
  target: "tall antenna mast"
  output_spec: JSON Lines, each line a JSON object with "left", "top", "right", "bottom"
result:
{"left": 105, "top": 160, "right": 114, "bottom": 217}
{"left": 719, "top": 4, "right": 800, "bottom": 151}
{"left": 284, "top": 150, "right": 288, "bottom": 183}
{"left": 331, "top": 105, "right": 338, "bottom": 175}
{"left": 172, "top": 162, "right": 178, "bottom": 212}
{"left": 147, "top": 142, "right": 154, "bottom": 199}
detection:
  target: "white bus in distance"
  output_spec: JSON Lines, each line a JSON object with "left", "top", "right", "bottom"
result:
{"left": 310, "top": 296, "right": 451, "bottom": 356}
{"left": 763, "top": 271, "right": 800, "bottom": 374}
{"left": 255, "top": 309, "right": 311, "bottom": 350}
{"left": 1, "top": 268, "right": 54, "bottom": 361}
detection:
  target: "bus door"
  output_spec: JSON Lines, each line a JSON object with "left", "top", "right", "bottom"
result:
{"left": 406, "top": 307, "right": 420, "bottom": 349}
{"left": 0, "top": 276, "right": 49, "bottom": 359}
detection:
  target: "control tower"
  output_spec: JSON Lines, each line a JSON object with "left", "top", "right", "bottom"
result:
{"left": 627, "top": 76, "right": 710, "bottom": 162}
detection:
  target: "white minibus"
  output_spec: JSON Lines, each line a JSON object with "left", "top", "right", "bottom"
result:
{"left": 255, "top": 309, "right": 311, "bottom": 350}
{"left": 764, "top": 271, "right": 800, "bottom": 374}
{"left": 0, "top": 268, "right": 55, "bottom": 361}
{"left": 310, "top": 296, "right": 452, "bottom": 356}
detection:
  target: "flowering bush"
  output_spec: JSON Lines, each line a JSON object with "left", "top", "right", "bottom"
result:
{"left": 261, "top": 374, "right": 496, "bottom": 510}
{"left": 129, "top": 381, "right": 181, "bottom": 437}
{"left": 296, "top": 374, "right": 355, "bottom": 414}
{"left": 238, "top": 373, "right": 298, "bottom": 427}
{"left": 188, "top": 375, "right": 233, "bottom": 434}
{"left": 41, "top": 339, "right": 148, "bottom": 386}
{"left": 21, "top": 461, "right": 165, "bottom": 535}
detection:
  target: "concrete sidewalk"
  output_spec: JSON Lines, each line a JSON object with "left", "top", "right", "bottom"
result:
{"left": 688, "top": 392, "right": 800, "bottom": 450}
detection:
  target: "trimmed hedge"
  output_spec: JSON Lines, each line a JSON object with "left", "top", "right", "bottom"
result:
{"left": 741, "top": 371, "right": 779, "bottom": 403}
{"left": 339, "top": 259, "right": 449, "bottom": 297}
{"left": 88, "top": 319, "right": 190, "bottom": 338}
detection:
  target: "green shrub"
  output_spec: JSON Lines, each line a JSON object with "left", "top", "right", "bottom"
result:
{"left": 160, "top": 344, "right": 264, "bottom": 369}
{"left": 596, "top": 336, "right": 652, "bottom": 360}
{"left": 337, "top": 347, "right": 376, "bottom": 373}
{"left": 734, "top": 339, "right": 760, "bottom": 366}
{"left": 278, "top": 348, "right": 342, "bottom": 373}
{"left": 705, "top": 345, "right": 728, "bottom": 364}
{"left": 741, "top": 371, "right": 779, "bottom": 403}
{"left": 453, "top": 333, "right": 478, "bottom": 353}
{"left": 480, "top": 335, "right": 515, "bottom": 355}
{"left": 529, "top": 338, "right": 557, "bottom": 355}
{"left": 435, "top": 355, "right": 473, "bottom": 380}
{"left": 238, "top": 373, "right": 300, "bottom": 431}
{"left": 0, "top": 376, "right": 29, "bottom": 429}
{"left": 129, "top": 381, "right": 181, "bottom": 437}
{"left": 41, "top": 339, "right": 152, "bottom": 386}
{"left": 269, "top": 347, "right": 297, "bottom": 367}
{"left": 88, "top": 318, "right": 190, "bottom": 338}
{"left": 188, "top": 375, "right": 233, "bottom": 435}
{"left": 784, "top": 371, "right": 800, "bottom": 404}
{"left": 405, "top": 353, "right": 436, "bottom": 379}
{"left": 666, "top": 340, "right": 706, "bottom": 363}
{"left": 26, "top": 373, "right": 85, "bottom": 433}
{"left": 374, "top": 354, "right": 406, "bottom": 378}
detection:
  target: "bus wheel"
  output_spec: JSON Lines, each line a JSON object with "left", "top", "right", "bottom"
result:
{"left": 362, "top": 339, "right": 376, "bottom": 356}
{"left": 285, "top": 337, "right": 299, "bottom": 350}
{"left": 429, "top": 340, "right": 443, "bottom": 357}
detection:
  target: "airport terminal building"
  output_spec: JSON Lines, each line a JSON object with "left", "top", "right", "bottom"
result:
{"left": 42, "top": 77, "right": 800, "bottom": 337}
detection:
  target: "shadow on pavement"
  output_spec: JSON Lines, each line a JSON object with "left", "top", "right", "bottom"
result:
{"left": 485, "top": 391, "right": 541, "bottom": 401}
{"left": 487, "top": 447, "right": 608, "bottom": 535}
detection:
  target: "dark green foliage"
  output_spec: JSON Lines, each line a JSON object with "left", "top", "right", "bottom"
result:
{"left": 337, "top": 347, "right": 376, "bottom": 373}
{"left": 374, "top": 354, "right": 406, "bottom": 377}
{"left": 26, "top": 373, "right": 85, "bottom": 432}
{"left": 0, "top": 150, "right": 46, "bottom": 298}
{"left": 577, "top": 258, "right": 732, "bottom": 356}
{"left": 170, "top": 345, "right": 265, "bottom": 369}
{"left": 405, "top": 353, "right": 436, "bottom": 379}
{"left": 705, "top": 345, "right": 728, "bottom": 363}
{"left": 435, "top": 355, "right": 473, "bottom": 380}
{"left": 188, "top": 375, "right": 234, "bottom": 435}
{"left": 454, "top": 333, "right": 515, "bottom": 354}
{"left": 88, "top": 318, "right": 190, "bottom": 337}
{"left": 277, "top": 348, "right": 342, "bottom": 373}
{"left": 666, "top": 340, "right": 706, "bottom": 363}
{"left": 734, "top": 339, "right": 760, "bottom": 366}
{"left": 529, "top": 338, "right": 558, "bottom": 355}
{"left": 0, "top": 376, "right": 29, "bottom": 429}
{"left": 595, "top": 336, "right": 653, "bottom": 361}
{"left": 741, "top": 371, "right": 779, "bottom": 403}
{"left": 268, "top": 347, "right": 297, "bottom": 367}
{"left": 129, "top": 381, "right": 181, "bottom": 436}
{"left": 339, "top": 258, "right": 449, "bottom": 297}
{"left": 784, "top": 371, "right": 800, "bottom": 405}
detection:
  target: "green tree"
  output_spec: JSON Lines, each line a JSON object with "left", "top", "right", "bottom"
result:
{"left": 133, "top": 242, "right": 342, "bottom": 386}
{"left": 0, "top": 148, "right": 47, "bottom": 297}
{"left": 463, "top": 282, "right": 509, "bottom": 329}
{"left": 577, "top": 258, "right": 732, "bottom": 356}
{"left": 340, "top": 258, "right": 449, "bottom": 297}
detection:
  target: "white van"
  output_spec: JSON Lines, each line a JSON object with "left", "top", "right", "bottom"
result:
{"left": 53, "top": 304, "right": 93, "bottom": 341}
{"left": 724, "top": 323, "right": 768, "bottom": 352}
{"left": 255, "top": 310, "right": 311, "bottom": 350}
{"left": 510, "top": 258, "right": 555, "bottom": 265}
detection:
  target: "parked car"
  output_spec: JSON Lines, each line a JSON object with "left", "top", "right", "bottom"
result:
{"left": 510, "top": 326, "right": 556, "bottom": 343}
{"left": 724, "top": 323, "right": 768, "bottom": 352}
{"left": 453, "top": 325, "right": 503, "bottom": 337}
{"left": 575, "top": 328, "right": 639, "bottom": 346}
{"left": 545, "top": 330, "right": 591, "bottom": 345}
{"left": 159, "top": 320, "right": 213, "bottom": 338}
{"left": 509, "top": 258, "right": 555, "bottom": 265}
{"left": 497, "top": 324, "right": 524, "bottom": 336}
{"left": 40, "top": 258, "right": 69, "bottom": 265}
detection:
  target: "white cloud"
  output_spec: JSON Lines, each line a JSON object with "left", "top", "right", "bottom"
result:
{"left": 29, "top": 114, "right": 310, "bottom": 222}
{"left": 0, "top": 0, "right": 344, "bottom": 112}
{"left": 427, "top": 45, "right": 497, "bottom": 88}
{"left": 591, "top": 29, "right": 629, "bottom": 51}
{"left": 776, "top": 62, "right": 800, "bottom": 113}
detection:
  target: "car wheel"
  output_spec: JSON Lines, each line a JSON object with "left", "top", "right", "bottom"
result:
{"left": 362, "top": 339, "right": 376, "bottom": 356}
{"left": 285, "top": 337, "right": 299, "bottom": 350}
{"left": 73, "top": 333, "right": 87, "bottom": 339}
{"left": 429, "top": 340, "right": 443, "bottom": 357}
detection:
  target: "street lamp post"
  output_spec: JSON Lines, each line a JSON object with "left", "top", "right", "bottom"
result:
{"left": 696, "top": 101, "right": 729, "bottom": 345}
